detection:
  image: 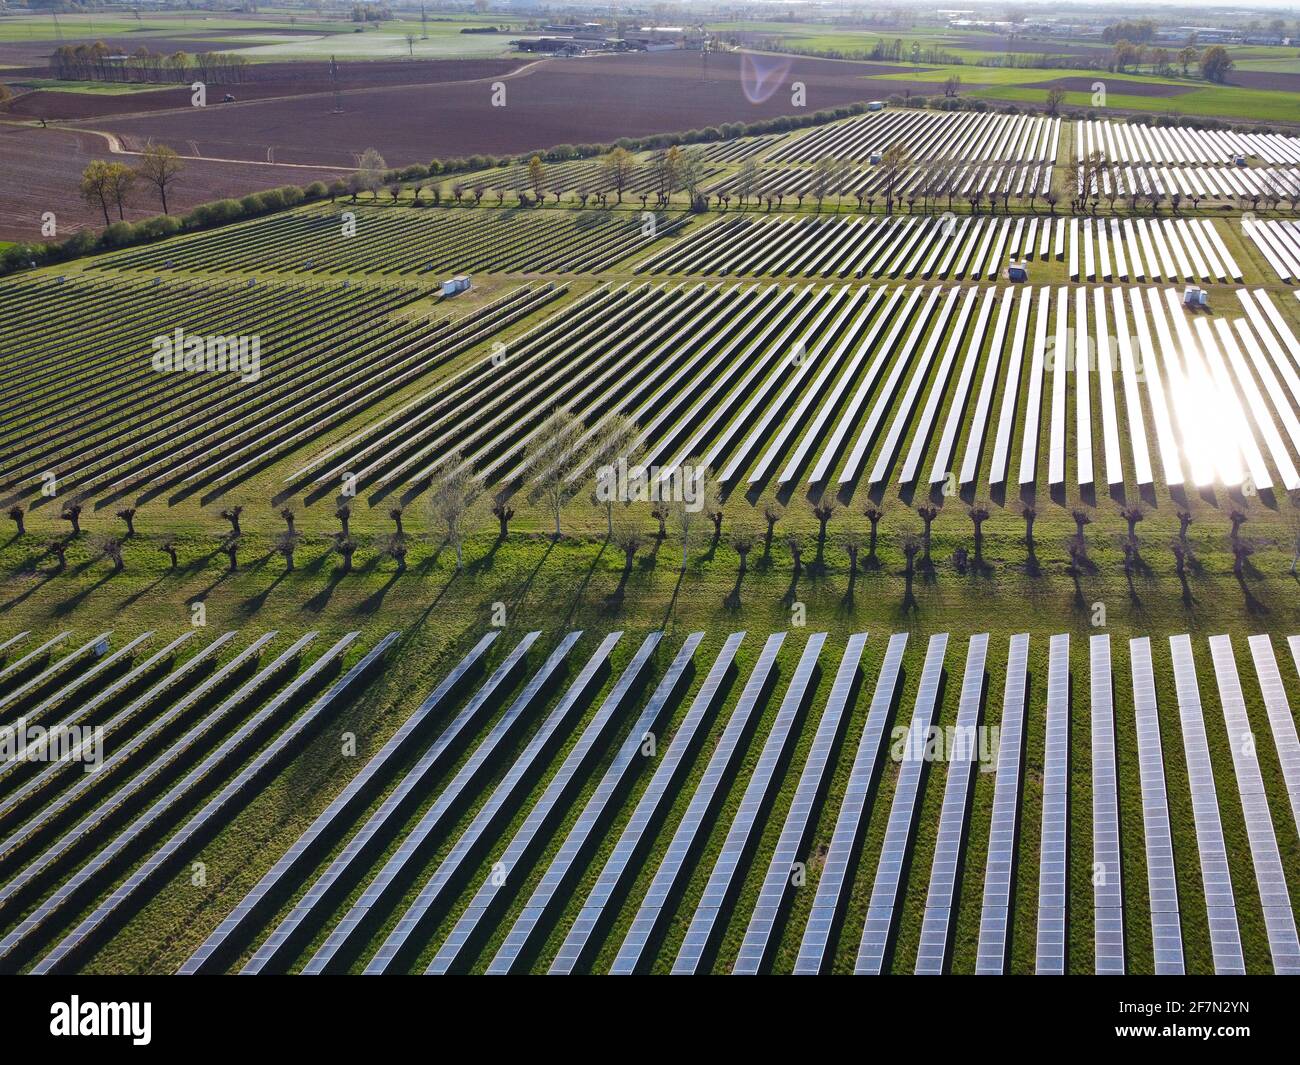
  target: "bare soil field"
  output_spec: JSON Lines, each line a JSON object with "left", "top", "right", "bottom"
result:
{"left": 0, "top": 34, "right": 282, "bottom": 68}
{"left": 1226, "top": 69, "right": 1300, "bottom": 92}
{"left": 0, "top": 124, "right": 343, "bottom": 241}
{"left": 954, "top": 33, "right": 1108, "bottom": 57}
{"left": 1022, "top": 76, "right": 1194, "bottom": 97}
{"left": 4, "top": 58, "right": 525, "bottom": 119}
{"left": 93, "top": 50, "right": 903, "bottom": 168}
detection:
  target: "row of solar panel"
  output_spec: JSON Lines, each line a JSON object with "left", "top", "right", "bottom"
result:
{"left": 4, "top": 628, "right": 1298, "bottom": 974}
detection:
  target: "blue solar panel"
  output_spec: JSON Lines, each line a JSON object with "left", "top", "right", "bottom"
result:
{"left": 295, "top": 631, "right": 593, "bottom": 975}
{"left": 855, "top": 632, "right": 948, "bottom": 975}
{"left": 0, "top": 631, "right": 311, "bottom": 957}
{"left": 32, "top": 632, "right": 387, "bottom": 974}
{"left": 1090, "top": 634, "right": 1124, "bottom": 975}
{"left": 424, "top": 632, "right": 665, "bottom": 974}
{"left": 974, "top": 633, "right": 1029, "bottom": 975}
{"left": 914, "top": 633, "right": 988, "bottom": 975}
{"left": 1209, "top": 635, "right": 1300, "bottom": 975}
{"left": 1034, "top": 633, "right": 1069, "bottom": 975}
{"left": 548, "top": 633, "right": 744, "bottom": 975}
{"left": 0, "top": 632, "right": 269, "bottom": 871}
{"left": 487, "top": 633, "right": 703, "bottom": 974}
{"left": 670, "top": 633, "right": 827, "bottom": 975}
{"left": 672, "top": 633, "right": 825, "bottom": 974}
{"left": 1169, "top": 634, "right": 1246, "bottom": 975}
{"left": 1129, "top": 637, "right": 1184, "bottom": 975}
{"left": 0, "top": 632, "right": 69, "bottom": 692}
{"left": 1247, "top": 636, "right": 1300, "bottom": 848}
{"left": 733, "top": 633, "right": 866, "bottom": 975}
{"left": 609, "top": 632, "right": 785, "bottom": 975}
{"left": 794, "top": 633, "right": 907, "bottom": 974}
{"left": 180, "top": 631, "right": 504, "bottom": 974}
{"left": 360, "top": 632, "right": 626, "bottom": 975}
{"left": 0, "top": 631, "right": 231, "bottom": 830}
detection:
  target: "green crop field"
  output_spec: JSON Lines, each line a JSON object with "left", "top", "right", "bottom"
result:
{"left": 2, "top": 64, "right": 1300, "bottom": 999}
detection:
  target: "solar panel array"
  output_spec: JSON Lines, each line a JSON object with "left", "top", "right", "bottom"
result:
{"left": 974, "top": 633, "right": 1029, "bottom": 975}
{"left": 856, "top": 633, "right": 948, "bottom": 975}
{"left": 915, "top": 634, "right": 987, "bottom": 975}
{"left": 428, "top": 632, "right": 665, "bottom": 974}
{"left": 358, "top": 632, "right": 624, "bottom": 975}
{"left": 182, "top": 631, "right": 507, "bottom": 975}
{"left": 1128, "top": 637, "right": 1184, "bottom": 975}
{"left": 610, "top": 632, "right": 785, "bottom": 974}
{"left": 547, "top": 632, "right": 744, "bottom": 975}
{"left": 7, "top": 628, "right": 1300, "bottom": 974}
{"left": 1035, "top": 633, "right": 1070, "bottom": 976}
{"left": 1208, "top": 636, "right": 1300, "bottom": 975}
{"left": 733, "top": 634, "right": 866, "bottom": 975}
{"left": 1090, "top": 635, "right": 1124, "bottom": 975}
{"left": 1169, "top": 635, "right": 1247, "bottom": 975}
{"left": 793, "top": 633, "right": 908, "bottom": 975}
{"left": 673, "top": 633, "right": 827, "bottom": 974}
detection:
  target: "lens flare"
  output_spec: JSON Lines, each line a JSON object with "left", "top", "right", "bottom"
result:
{"left": 741, "top": 52, "right": 792, "bottom": 105}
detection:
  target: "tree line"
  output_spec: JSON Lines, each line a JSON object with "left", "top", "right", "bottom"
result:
{"left": 48, "top": 43, "right": 250, "bottom": 85}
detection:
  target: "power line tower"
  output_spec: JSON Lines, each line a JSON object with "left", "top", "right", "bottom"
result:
{"left": 421, "top": 4, "right": 429, "bottom": 40}
{"left": 330, "top": 54, "right": 344, "bottom": 114}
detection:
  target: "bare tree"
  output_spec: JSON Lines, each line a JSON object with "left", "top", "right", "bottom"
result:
{"left": 7, "top": 506, "right": 24, "bottom": 536}
{"left": 61, "top": 503, "right": 82, "bottom": 537}
{"left": 525, "top": 408, "right": 588, "bottom": 540}
{"left": 116, "top": 506, "right": 137, "bottom": 537}
{"left": 429, "top": 448, "right": 483, "bottom": 570}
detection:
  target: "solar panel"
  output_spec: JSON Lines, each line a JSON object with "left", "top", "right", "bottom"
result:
{"left": 954, "top": 289, "right": 1011, "bottom": 486}
{"left": 0, "top": 631, "right": 306, "bottom": 941}
{"left": 793, "top": 633, "right": 907, "bottom": 974}
{"left": 0, "top": 632, "right": 113, "bottom": 720}
{"left": 898, "top": 287, "right": 980, "bottom": 484}
{"left": 1035, "top": 633, "right": 1069, "bottom": 975}
{"left": 0, "top": 631, "right": 183, "bottom": 786}
{"left": 974, "top": 633, "right": 1029, "bottom": 974}
{"left": 915, "top": 633, "right": 988, "bottom": 975}
{"left": 250, "top": 631, "right": 580, "bottom": 974}
{"left": 1017, "top": 287, "right": 1051, "bottom": 486}
{"left": 426, "top": 632, "right": 665, "bottom": 974}
{"left": 0, "top": 633, "right": 70, "bottom": 692}
{"left": 1090, "top": 635, "right": 1124, "bottom": 974}
{"left": 856, "top": 632, "right": 948, "bottom": 974}
{"left": 838, "top": 286, "right": 944, "bottom": 486}
{"left": 1127, "top": 288, "right": 1184, "bottom": 486}
{"left": 31, "top": 631, "right": 384, "bottom": 972}
{"left": 672, "top": 633, "right": 826, "bottom": 974}
{"left": 1047, "top": 288, "right": 1069, "bottom": 487}
{"left": 733, "top": 633, "right": 867, "bottom": 975}
{"left": 0, "top": 632, "right": 30, "bottom": 661}
{"left": 1169, "top": 634, "right": 1246, "bottom": 975}
{"left": 610, "top": 632, "right": 784, "bottom": 974}
{"left": 301, "top": 631, "right": 600, "bottom": 972}
{"left": 867, "top": 287, "right": 964, "bottom": 485}
{"left": 181, "top": 630, "right": 504, "bottom": 974}
{"left": 988, "top": 286, "right": 1033, "bottom": 484}
{"left": 932, "top": 288, "right": 997, "bottom": 484}
{"left": 1074, "top": 287, "right": 1093, "bottom": 487}
{"left": 1248, "top": 636, "right": 1300, "bottom": 837}
{"left": 481, "top": 632, "right": 703, "bottom": 973}
{"left": 1128, "top": 637, "right": 1184, "bottom": 974}
{"left": 15, "top": 631, "right": 154, "bottom": 730}
{"left": 548, "top": 633, "right": 744, "bottom": 975}
{"left": 807, "top": 287, "right": 924, "bottom": 486}
{"left": 1208, "top": 635, "right": 1300, "bottom": 974}
{"left": 0, "top": 631, "right": 237, "bottom": 833}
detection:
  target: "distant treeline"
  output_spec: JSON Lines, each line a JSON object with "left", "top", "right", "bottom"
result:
{"left": 767, "top": 39, "right": 966, "bottom": 65}
{"left": 48, "top": 43, "right": 251, "bottom": 84}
